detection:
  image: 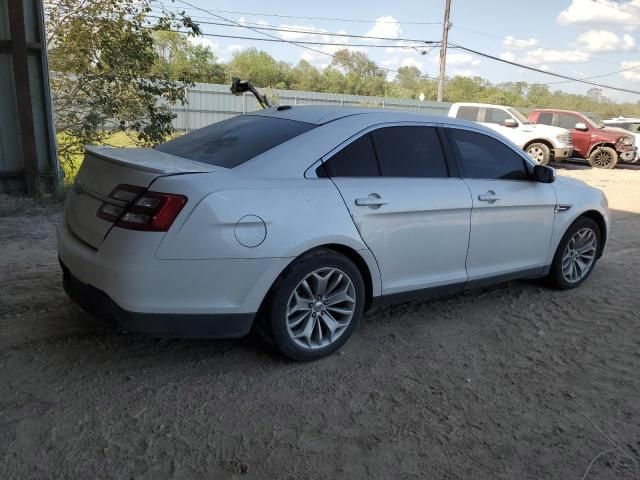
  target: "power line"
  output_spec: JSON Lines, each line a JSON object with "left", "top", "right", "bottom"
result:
{"left": 147, "top": 14, "right": 438, "bottom": 46}
{"left": 451, "top": 25, "right": 619, "bottom": 65}
{"left": 173, "top": 0, "right": 334, "bottom": 59}
{"left": 453, "top": 43, "right": 640, "bottom": 94}
{"left": 157, "top": 3, "right": 441, "bottom": 25}
{"left": 165, "top": 30, "right": 433, "bottom": 49}
{"left": 590, "top": 0, "right": 640, "bottom": 19}
{"left": 545, "top": 62, "right": 640, "bottom": 85}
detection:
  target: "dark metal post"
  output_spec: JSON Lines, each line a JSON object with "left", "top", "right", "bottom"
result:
{"left": 7, "top": 0, "right": 40, "bottom": 195}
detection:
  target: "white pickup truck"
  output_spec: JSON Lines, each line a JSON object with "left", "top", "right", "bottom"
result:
{"left": 448, "top": 102, "right": 574, "bottom": 165}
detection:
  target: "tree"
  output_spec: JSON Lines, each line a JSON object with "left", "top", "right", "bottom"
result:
{"left": 45, "top": 0, "right": 200, "bottom": 169}
{"left": 227, "top": 48, "right": 292, "bottom": 88}
{"left": 330, "top": 49, "right": 387, "bottom": 96}
{"left": 151, "top": 31, "right": 227, "bottom": 84}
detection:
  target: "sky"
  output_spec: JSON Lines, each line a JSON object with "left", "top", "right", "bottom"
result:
{"left": 172, "top": 0, "right": 640, "bottom": 103}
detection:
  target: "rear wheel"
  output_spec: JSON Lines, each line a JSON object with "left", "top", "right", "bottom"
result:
{"left": 548, "top": 217, "right": 601, "bottom": 290}
{"left": 265, "top": 250, "right": 365, "bottom": 361}
{"left": 588, "top": 146, "right": 618, "bottom": 169}
{"left": 526, "top": 142, "right": 551, "bottom": 165}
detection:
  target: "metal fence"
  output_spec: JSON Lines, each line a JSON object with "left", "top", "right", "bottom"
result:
{"left": 171, "top": 83, "right": 452, "bottom": 131}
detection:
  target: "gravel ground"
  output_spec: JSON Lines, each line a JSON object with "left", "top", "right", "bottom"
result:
{"left": 1, "top": 164, "right": 639, "bottom": 479}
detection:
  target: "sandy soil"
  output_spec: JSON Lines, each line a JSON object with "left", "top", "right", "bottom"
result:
{"left": 1, "top": 163, "right": 639, "bottom": 479}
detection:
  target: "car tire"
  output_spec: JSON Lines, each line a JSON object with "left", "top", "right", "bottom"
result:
{"left": 526, "top": 142, "right": 551, "bottom": 165}
{"left": 264, "top": 249, "right": 365, "bottom": 361}
{"left": 588, "top": 146, "right": 618, "bottom": 169}
{"left": 547, "top": 217, "right": 601, "bottom": 290}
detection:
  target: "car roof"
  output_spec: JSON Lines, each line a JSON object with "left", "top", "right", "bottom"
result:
{"left": 604, "top": 117, "right": 640, "bottom": 122}
{"left": 532, "top": 108, "right": 583, "bottom": 114}
{"left": 451, "top": 102, "right": 510, "bottom": 109}
{"left": 248, "top": 105, "right": 450, "bottom": 126}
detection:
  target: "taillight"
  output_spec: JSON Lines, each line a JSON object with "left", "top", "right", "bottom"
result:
{"left": 97, "top": 184, "right": 187, "bottom": 232}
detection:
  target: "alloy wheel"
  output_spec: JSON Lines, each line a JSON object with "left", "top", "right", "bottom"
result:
{"left": 592, "top": 150, "right": 614, "bottom": 168}
{"left": 527, "top": 146, "right": 545, "bottom": 164}
{"left": 285, "top": 267, "right": 356, "bottom": 350}
{"left": 561, "top": 227, "right": 597, "bottom": 283}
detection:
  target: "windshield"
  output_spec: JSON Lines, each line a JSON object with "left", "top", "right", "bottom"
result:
{"left": 155, "top": 115, "right": 316, "bottom": 168}
{"left": 507, "top": 108, "right": 531, "bottom": 125}
{"left": 584, "top": 113, "right": 604, "bottom": 128}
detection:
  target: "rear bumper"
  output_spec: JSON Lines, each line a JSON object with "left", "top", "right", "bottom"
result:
{"left": 61, "top": 260, "right": 254, "bottom": 338}
{"left": 553, "top": 147, "right": 573, "bottom": 158}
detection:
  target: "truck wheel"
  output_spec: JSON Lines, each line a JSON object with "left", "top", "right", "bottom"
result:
{"left": 526, "top": 143, "right": 551, "bottom": 165}
{"left": 588, "top": 146, "right": 618, "bottom": 169}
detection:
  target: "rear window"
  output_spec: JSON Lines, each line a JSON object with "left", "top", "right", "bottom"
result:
{"left": 155, "top": 115, "right": 315, "bottom": 168}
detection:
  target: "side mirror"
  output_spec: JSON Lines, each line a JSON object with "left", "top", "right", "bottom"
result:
{"left": 533, "top": 164, "right": 555, "bottom": 183}
{"left": 504, "top": 118, "right": 518, "bottom": 128}
{"left": 574, "top": 122, "right": 588, "bottom": 131}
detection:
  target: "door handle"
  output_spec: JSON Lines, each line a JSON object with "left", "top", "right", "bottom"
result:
{"left": 355, "top": 193, "right": 387, "bottom": 208}
{"left": 478, "top": 190, "right": 501, "bottom": 203}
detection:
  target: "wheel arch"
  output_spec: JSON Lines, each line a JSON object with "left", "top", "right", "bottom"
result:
{"left": 578, "top": 210, "right": 607, "bottom": 258}
{"left": 257, "top": 244, "right": 378, "bottom": 321}
{"left": 587, "top": 142, "right": 617, "bottom": 157}
{"left": 523, "top": 138, "right": 553, "bottom": 152}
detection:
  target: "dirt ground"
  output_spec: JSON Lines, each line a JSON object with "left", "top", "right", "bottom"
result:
{"left": 1, "top": 163, "right": 639, "bottom": 479}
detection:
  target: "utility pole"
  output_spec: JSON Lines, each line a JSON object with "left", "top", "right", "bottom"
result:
{"left": 437, "top": 0, "right": 452, "bottom": 102}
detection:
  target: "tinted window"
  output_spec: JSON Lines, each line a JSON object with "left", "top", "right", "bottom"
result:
{"left": 447, "top": 129, "right": 528, "bottom": 181}
{"left": 537, "top": 112, "right": 553, "bottom": 125}
{"left": 484, "top": 108, "right": 511, "bottom": 125}
{"left": 371, "top": 126, "right": 448, "bottom": 178}
{"left": 322, "top": 134, "right": 379, "bottom": 177}
{"left": 557, "top": 113, "right": 580, "bottom": 130}
{"left": 155, "top": 115, "right": 315, "bottom": 168}
{"left": 456, "top": 106, "right": 480, "bottom": 121}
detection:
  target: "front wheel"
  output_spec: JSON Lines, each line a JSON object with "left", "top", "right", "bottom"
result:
{"left": 547, "top": 217, "right": 601, "bottom": 290}
{"left": 588, "top": 146, "right": 618, "bottom": 169}
{"left": 265, "top": 250, "right": 365, "bottom": 361}
{"left": 526, "top": 143, "right": 551, "bottom": 165}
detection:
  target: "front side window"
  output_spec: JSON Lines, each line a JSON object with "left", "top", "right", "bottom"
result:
{"left": 447, "top": 128, "right": 528, "bottom": 181}
{"left": 556, "top": 113, "right": 581, "bottom": 130}
{"left": 320, "top": 134, "right": 379, "bottom": 177}
{"left": 155, "top": 115, "right": 315, "bottom": 168}
{"left": 484, "top": 108, "right": 512, "bottom": 125}
{"left": 456, "top": 106, "right": 480, "bottom": 121}
{"left": 370, "top": 126, "right": 448, "bottom": 178}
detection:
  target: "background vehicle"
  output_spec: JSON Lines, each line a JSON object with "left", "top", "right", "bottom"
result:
{"left": 58, "top": 107, "right": 610, "bottom": 361}
{"left": 602, "top": 116, "right": 640, "bottom": 163}
{"left": 448, "top": 102, "right": 573, "bottom": 165}
{"left": 529, "top": 109, "right": 636, "bottom": 169}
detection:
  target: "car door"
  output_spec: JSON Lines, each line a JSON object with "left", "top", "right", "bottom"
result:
{"left": 322, "top": 124, "right": 472, "bottom": 295}
{"left": 556, "top": 112, "right": 590, "bottom": 157}
{"left": 482, "top": 107, "right": 526, "bottom": 146}
{"left": 444, "top": 126, "right": 556, "bottom": 281}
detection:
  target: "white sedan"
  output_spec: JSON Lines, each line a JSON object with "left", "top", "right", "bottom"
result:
{"left": 58, "top": 107, "right": 610, "bottom": 361}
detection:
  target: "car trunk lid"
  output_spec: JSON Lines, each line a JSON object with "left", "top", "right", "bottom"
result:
{"left": 65, "top": 146, "right": 219, "bottom": 249}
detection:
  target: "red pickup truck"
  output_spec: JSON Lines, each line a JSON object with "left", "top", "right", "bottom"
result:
{"left": 529, "top": 109, "right": 636, "bottom": 169}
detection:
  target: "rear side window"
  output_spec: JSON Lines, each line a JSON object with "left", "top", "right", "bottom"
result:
{"left": 447, "top": 128, "right": 528, "bottom": 181}
{"left": 155, "top": 115, "right": 315, "bottom": 168}
{"left": 536, "top": 112, "right": 553, "bottom": 125}
{"left": 371, "top": 126, "right": 448, "bottom": 178}
{"left": 456, "top": 106, "right": 480, "bottom": 121}
{"left": 321, "top": 134, "right": 379, "bottom": 177}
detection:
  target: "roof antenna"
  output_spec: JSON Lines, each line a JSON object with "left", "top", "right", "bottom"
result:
{"left": 230, "top": 78, "right": 272, "bottom": 109}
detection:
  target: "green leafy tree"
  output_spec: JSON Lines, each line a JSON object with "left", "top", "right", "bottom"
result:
{"left": 45, "top": 0, "right": 200, "bottom": 170}
{"left": 227, "top": 48, "right": 292, "bottom": 88}
{"left": 151, "top": 31, "right": 227, "bottom": 83}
